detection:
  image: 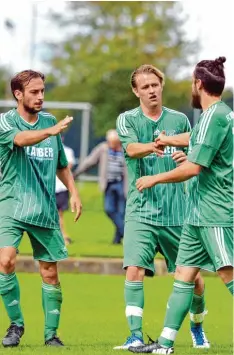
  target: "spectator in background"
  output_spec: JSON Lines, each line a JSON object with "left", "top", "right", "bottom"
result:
{"left": 56, "top": 138, "right": 76, "bottom": 245}
{"left": 74, "top": 129, "right": 127, "bottom": 244}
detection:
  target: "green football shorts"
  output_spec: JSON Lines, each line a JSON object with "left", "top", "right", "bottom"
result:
{"left": 123, "top": 220, "right": 182, "bottom": 276}
{"left": 176, "top": 224, "right": 234, "bottom": 272}
{"left": 0, "top": 216, "right": 68, "bottom": 262}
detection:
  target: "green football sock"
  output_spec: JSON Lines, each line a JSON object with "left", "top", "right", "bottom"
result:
{"left": 124, "top": 280, "right": 144, "bottom": 339}
{"left": 0, "top": 272, "right": 24, "bottom": 327}
{"left": 190, "top": 292, "right": 206, "bottom": 327}
{"left": 225, "top": 280, "right": 234, "bottom": 295}
{"left": 42, "top": 282, "right": 62, "bottom": 341}
{"left": 158, "top": 280, "right": 195, "bottom": 348}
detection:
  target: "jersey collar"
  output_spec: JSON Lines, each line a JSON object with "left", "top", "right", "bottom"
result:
{"left": 202, "top": 100, "right": 222, "bottom": 114}
{"left": 13, "top": 108, "right": 40, "bottom": 128}
{"left": 139, "top": 106, "right": 164, "bottom": 124}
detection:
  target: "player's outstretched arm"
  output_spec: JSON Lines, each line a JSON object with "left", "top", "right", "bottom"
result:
{"left": 57, "top": 166, "right": 82, "bottom": 222}
{"left": 14, "top": 116, "right": 73, "bottom": 147}
{"left": 136, "top": 161, "right": 202, "bottom": 192}
{"left": 156, "top": 131, "right": 190, "bottom": 148}
{"left": 126, "top": 142, "right": 159, "bottom": 158}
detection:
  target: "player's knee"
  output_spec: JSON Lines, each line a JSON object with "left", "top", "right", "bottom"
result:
{"left": 0, "top": 254, "right": 15, "bottom": 272}
{"left": 175, "top": 266, "right": 197, "bottom": 283}
{"left": 175, "top": 266, "right": 185, "bottom": 279}
{"left": 126, "top": 266, "right": 145, "bottom": 281}
{"left": 194, "top": 273, "right": 205, "bottom": 294}
{"left": 40, "top": 263, "right": 59, "bottom": 284}
{"left": 41, "top": 270, "right": 59, "bottom": 284}
{"left": 217, "top": 266, "right": 234, "bottom": 284}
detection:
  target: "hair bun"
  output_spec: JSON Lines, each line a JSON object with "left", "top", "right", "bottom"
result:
{"left": 215, "top": 56, "right": 226, "bottom": 65}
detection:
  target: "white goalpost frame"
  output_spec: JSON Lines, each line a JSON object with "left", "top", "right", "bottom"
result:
{"left": 0, "top": 100, "right": 92, "bottom": 166}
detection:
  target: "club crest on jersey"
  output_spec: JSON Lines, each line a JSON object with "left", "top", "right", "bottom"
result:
{"left": 153, "top": 129, "right": 161, "bottom": 136}
{"left": 44, "top": 137, "right": 51, "bottom": 146}
{"left": 167, "top": 130, "right": 177, "bottom": 136}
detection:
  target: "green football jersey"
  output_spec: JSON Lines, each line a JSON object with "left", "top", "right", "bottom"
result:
{"left": 0, "top": 109, "right": 68, "bottom": 229}
{"left": 116, "top": 106, "right": 191, "bottom": 226}
{"left": 186, "top": 101, "right": 233, "bottom": 226}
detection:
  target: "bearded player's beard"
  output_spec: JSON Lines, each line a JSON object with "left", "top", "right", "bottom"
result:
{"left": 23, "top": 102, "right": 42, "bottom": 115}
{"left": 191, "top": 91, "right": 202, "bottom": 109}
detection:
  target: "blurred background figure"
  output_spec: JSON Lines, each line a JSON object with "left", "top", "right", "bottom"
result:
{"left": 55, "top": 137, "right": 76, "bottom": 245}
{"left": 74, "top": 129, "right": 127, "bottom": 244}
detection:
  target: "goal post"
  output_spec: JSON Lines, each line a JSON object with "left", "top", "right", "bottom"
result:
{"left": 0, "top": 100, "right": 92, "bottom": 166}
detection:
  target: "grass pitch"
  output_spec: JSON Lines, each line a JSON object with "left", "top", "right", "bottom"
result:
{"left": 0, "top": 273, "right": 232, "bottom": 354}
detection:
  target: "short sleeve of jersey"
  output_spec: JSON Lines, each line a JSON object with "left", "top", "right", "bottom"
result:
{"left": 183, "top": 115, "right": 191, "bottom": 133}
{"left": 188, "top": 111, "right": 229, "bottom": 168}
{"left": 116, "top": 113, "right": 138, "bottom": 150}
{"left": 180, "top": 114, "right": 191, "bottom": 154}
{"left": 57, "top": 135, "right": 68, "bottom": 169}
{"left": 0, "top": 113, "right": 21, "bottom": 150}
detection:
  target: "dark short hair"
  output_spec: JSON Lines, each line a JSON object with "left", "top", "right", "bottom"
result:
{"left": 11, "top": 70, "right": 45, "bottom": 101}
{"left": 194, "top": 57, "right": 226, "bottom": 96}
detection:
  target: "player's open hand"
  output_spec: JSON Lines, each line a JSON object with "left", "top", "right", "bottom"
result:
{"left": 171, "top": 150, "right": 187, "bottom": 164}
{"left": 136, "top": 176, "right": 157, "bottom": 192}
{"left": 70, "top": 194, "right": 82, "bottom": 222}
{"left": 49, "top": 116, "right": 73, "bottom": 136}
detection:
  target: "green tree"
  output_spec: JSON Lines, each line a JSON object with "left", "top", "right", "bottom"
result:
{"left": 46, "top": 1, "right": 199, "bottom": 134}
{"left": 222, "top": 89, "right": 233, "bottom": 110}
{"left": 0, "top": 66, "right": 11, "bottom": 99}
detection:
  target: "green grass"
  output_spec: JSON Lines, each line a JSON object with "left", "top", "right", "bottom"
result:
{"left": 0, "top": 274, "right": 232, "bottom": 354}
{"left": 18, "top": 182, "right": 161, "bottom": 259}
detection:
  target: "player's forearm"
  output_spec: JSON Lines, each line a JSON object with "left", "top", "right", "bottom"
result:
{"left": 152, "top": 161, "right": 201, "bottom": 184}
{"left": 162, "top": 133, "right": 190, "bottom": 147}
{"left": 126, "top": 143, "right": 155, "bottom": 158}
{"left": 57, "top": 167, "right": 79, "bottom": 196}
{"left": 14, "top": 128, "right": 53, "bottom": 147}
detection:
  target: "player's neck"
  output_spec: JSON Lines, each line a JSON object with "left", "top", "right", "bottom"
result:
{"left": 201, "top": 95, "right": 221, "bottom": 111}
{"left": 17, "top": 107, "right": 38, "bottom": 124}
{"left": 141, "top": 103, "right": 163, "bottom": 120}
